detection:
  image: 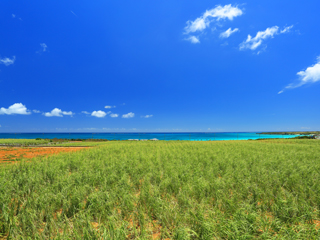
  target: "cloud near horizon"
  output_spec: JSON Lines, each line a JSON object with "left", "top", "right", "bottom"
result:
{"left": 278, "top": 56, "right": 320, "bottom": 94}
{"left": 122, "top": 112, "right": 135, "bottom": 118}
{"left": 44, "top": 108, "right": 74, "bottom": 117}
{"left": 0, "top": 56, "right": 16, "bottom": 66}
{"left": 110, "top": 113, "right": 119, "bottom": 118}
{"left": 239, "top": 25, "right": 293, "bottom": 51}
{"left": 91, "top": 110, "right": 108, "bottom": 118}
{"left": 0, "top": 103, "right": 31, "bottom": 115}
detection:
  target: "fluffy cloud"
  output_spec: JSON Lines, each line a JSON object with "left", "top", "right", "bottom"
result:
{"left": 33, "top": 110, "right": 41, "bottom": 113}
{"left": 0, "top": 103, "right": 31, "bottom": 115}
{"left": 220, "top": 28, "right": 239, "bottom": 38}
{"left": 205, "top": 4, "right": 243, "bottom": 21}
{"left": 240, "top": 25, "right": 293, "bottom": 51}
{"left": 44, "top": 108, "right": 74, "bottom": 117}
{"left": 122, "top": 112, "right": 135, "bottom": 118}
{"left": 0, "top": 56, "right": 16, "bottom": 66}
{"left": 185, "top": 36, "right": 200, "bottom": 44}
{"left": 297, "top": 58, "right": 320, "bottom": 83}
{"left": 279, "top": 56, "right": 320, "bottom": 93}
{"left": 142, "top": 115, "right": 153, "bottom": 118}
{"left": 184, "top": 5, "right": 243, "bottom": 34}
{"left": 110, "top": 113, "right": 119, "bottom": 118}
{"left": 91, "top": 110, "right": 107, "bottom": 118}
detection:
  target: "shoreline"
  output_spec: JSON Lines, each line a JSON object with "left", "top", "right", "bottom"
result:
{"left": 259, "top": 131, "right": 320, "bottom": 135}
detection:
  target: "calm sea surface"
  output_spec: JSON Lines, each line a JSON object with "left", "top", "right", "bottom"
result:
{"left": 0, "top": 133, "right": 301, "bottom": 141}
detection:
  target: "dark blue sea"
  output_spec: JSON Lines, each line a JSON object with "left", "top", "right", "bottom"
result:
{"left": 0, "top": 132, "right": 301, "bottom": 141}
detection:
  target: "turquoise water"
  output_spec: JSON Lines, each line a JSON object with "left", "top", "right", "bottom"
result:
{"left": 0, "top": 132, "right": 301, "bottom": 141}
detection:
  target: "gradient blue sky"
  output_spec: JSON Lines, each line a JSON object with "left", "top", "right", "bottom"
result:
{"left": 0, "top": 0, "right": 319, "bottom": 132}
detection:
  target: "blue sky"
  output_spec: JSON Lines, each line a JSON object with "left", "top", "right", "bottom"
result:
{"left": 0, "top": 0, "right": 319, "bottom": 132}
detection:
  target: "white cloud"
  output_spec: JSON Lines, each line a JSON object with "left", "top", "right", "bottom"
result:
{"left": 297, "top": 57, "right": 320, "bottom": 83}
{"left": 12, "top": 14, "right": 16, "bottom": 18}
{"left": 110, "top": 113, "right": 119, "bottom": 118}
{"left": 105, "top": 105, "right": 116, "bottom": 109}
{"left": 205, "top": 5, "right": 243, "bottom": 21}
{"left": 91, "top": 110, "right": 107, "bottom": 118}
{"left": 239, "top": 26, "right": 279, "bottom": 51}
{"left": 240, "top": 25, "right": 293, "bottom": 51}
{"left": 62, "top": 111, "right": 73, "bottom": 116}
{"left": 103, "top": 127, "right": 126, "bottom": 131}
{"left": 40, "top": 43, "right": 48, "bottom": 52}
{"left": 185, "top": 36, "right": 200, "bottom": 44}
{"left": 44, "top": 108, "right": 74, "bottom": 117}
{"left": 220, "top": 28, "right": 239, "bottom": 38}
{"left": 122, "top": 112, "right": 135, "bottom": 118}
{"left": 0, "top": 56, "right": 16, "bottom": 66}
{"left": 82, "top": 111, "right": 90, "bottom": 114}
{"left": 33, "top": 110, "right": 41, "bottom": 113}
{"left": 184, "top": 5, "right": 243, "bottom": 34}
{"left": 279, "top": 56, "right": 320, "bottom": 93}
{"left": 0, "top": 103, "right": 31, "bottom": 115}
{"left": 281, "top": 25, "right": 293, "bottom": 34}
{"left": 142, "top": 115, "right": 153, "bottom": 118}
{"left": 185, "top": 17, "right": 207, "bottom": 34}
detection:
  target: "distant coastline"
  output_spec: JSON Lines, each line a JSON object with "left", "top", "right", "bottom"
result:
{"left": 0, "top": 132, "right": 305, "bottom": 141}
{"left": 259, "top": 131, "right": 320, "bottom": 135}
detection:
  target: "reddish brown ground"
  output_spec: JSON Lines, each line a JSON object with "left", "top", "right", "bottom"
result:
{"left": 0, "top": 147, "right": 88, "bottom": 164}
{"left": 314, "top": 220, "right": 320, "bottom": 229}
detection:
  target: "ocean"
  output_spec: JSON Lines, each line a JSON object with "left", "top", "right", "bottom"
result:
{"left": 0, "top": 132, "right": 301, "bottom": 141}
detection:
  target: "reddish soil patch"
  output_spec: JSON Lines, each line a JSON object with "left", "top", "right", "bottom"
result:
{"left": 314, "top": 220, "right": 320, "bottom": 229}
{"left": 0, "top": 147, "right": 88, "bottom": 164}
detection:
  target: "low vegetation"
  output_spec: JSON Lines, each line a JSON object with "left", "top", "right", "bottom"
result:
{"left": 0, "top": 139, "right": 51, "bottom": 147}
{"left": 1, "top": 139, "right": 320, "bottom": 239}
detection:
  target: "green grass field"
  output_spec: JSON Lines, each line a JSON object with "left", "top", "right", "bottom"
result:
{"left": 0, "top": 139, "right": 51, "bottom": 147}
{"left": 1, "top": 139, "right": 320, "bottom": 239}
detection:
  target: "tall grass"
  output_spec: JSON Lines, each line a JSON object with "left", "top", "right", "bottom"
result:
{"left": 0, "top": 139, "right": 50, "bottom": 147}
{"left": 1, "top": 139, "right": 320, "bottom": 239}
